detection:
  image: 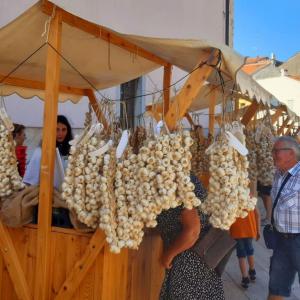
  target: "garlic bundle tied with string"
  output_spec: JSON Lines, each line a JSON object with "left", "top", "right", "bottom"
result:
{"left": 245, "top": 128, "right": 257, "bottom": 181}
{"left": 0, "top": 123, "right": 25, "bottom": 197}
{"left": 202, "top": 129, "right": 257, "bottom": 230}
{"left": 255, "top": 122, "right": 275, "bottom": 186}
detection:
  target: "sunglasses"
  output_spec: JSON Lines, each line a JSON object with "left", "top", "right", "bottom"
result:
{"left": 271, "top": 148, "right": 292, "bottom": 153}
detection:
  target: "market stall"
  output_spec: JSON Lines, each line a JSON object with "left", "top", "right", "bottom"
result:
{"left": 0, "top": 1, "right": 299, "bottom": 300}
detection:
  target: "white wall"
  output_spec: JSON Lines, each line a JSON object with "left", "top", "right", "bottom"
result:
{"left": 0, "top": 0, "right": 228, "bottom": 128}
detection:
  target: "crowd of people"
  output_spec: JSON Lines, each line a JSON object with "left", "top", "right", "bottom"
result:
{"left": 11, "top": 118, "right": 300, "bottom": 299}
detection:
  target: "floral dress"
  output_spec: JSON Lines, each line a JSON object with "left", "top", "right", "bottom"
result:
{"left": 156, "top": 175, "right": 225, "bottom": 300}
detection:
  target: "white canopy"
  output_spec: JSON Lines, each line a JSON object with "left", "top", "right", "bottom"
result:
{"left": 0, "top": 1, "right": 297, "bottom": 119}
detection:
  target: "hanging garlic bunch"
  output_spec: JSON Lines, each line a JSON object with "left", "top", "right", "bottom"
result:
{"left": 245, "top": 128, "right": 257, "bottom": 181}
{"left": 62, "top": 128, "right": 106, "bottom": 229}
{"left": 129, "top": 126, "right": 147, "bottom": 154}
{"left": 190, "top": 126, "right": 210, "bottom": 177}
{"left": 0, "top": 124, "right": 25, "bottom": 197}
{"left": 202, "top": 130, "right": 256, "bottom": 230}
{"left": 255, "top": 122, "right": 275, "bottom": 186}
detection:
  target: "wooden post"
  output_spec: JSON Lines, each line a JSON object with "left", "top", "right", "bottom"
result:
{"left": 241, "top": 101, "right": 259, "bottom": 126}
{"left": 85, "top": 89, "right": 108, "bottom": 129}
{"left": 0, "top": 221, "right": 32, "bottom": 300}
{"left": 163, "top": 64, "right": 172, "bottom": 116}
{"left": 278, "top": 116, "right": 290, "bottom": 135}
{"left": 165, "top": 49, "right": 219, "bottom": 130}
{"left": 34, "top": 9, "right": 62, "bottom": 300}
{"left": 209, "top": 90, "right": 217, "bottom": 136}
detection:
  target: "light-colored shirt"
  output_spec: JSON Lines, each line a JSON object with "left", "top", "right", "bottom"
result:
{"left": 272, "top": 161, "right": 300, "bottom": 233}
{"left": 23, "top": 148, "right": 64, "bottom": 190}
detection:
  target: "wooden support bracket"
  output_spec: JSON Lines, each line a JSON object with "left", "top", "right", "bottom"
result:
{"left": 271, "top": 107, "right": 284, "bottom": 125}
{"left": 241, "top": 101, "right": 259, "bottom": 126}
{"left": 165, "top": 49, "right": 220, "bottom": 131}
{"left": 0, "top": 221, "right": 32, "bottom": 300}
{"left": 85, "top": 89, "right": 109, "bottom": 129}
{"left": 55, "top": 229, "right": 106, "bottom": 300}
{"left": 278, "top": 116, "right": 290, "bottom": 135}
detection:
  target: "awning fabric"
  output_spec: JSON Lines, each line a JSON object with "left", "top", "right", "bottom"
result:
{"left": 0, "top": 1, "right": 297, "bottom": 119}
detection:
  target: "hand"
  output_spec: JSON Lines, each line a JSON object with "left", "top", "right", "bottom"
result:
{"left": 256, "top": 232, "right": 260, "bottom": 241}
{"left": 161, "top": 251, "right": 174, "bottom": 269}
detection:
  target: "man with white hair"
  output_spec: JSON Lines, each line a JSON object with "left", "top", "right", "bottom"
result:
{"left": 268, "top": 136, "right": 300, "bottom": 299}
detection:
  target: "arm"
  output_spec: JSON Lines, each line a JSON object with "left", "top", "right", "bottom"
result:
{"left": 161, "top": 208, "right": 200, "bottom": 269}
{"left": 254, "top": 206, "right": 261, "bottom": 240}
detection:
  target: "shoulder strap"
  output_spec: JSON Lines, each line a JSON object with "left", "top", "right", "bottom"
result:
{"left": 271, "top": 173, "right": 292, "bottom": 225}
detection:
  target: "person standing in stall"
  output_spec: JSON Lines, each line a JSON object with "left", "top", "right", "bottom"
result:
{"left": 23, "top": 115, "right": 74, "bottom": 227}
{"left": 13, "top": 123, "right": 27, "bottom": 177}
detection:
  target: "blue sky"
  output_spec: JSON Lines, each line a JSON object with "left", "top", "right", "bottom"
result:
{"left": 234, "top": 0, "right": 300, "bottom": 62}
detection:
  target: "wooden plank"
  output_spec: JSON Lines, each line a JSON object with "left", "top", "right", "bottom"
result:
{"left": 85, "top": 89, "right": 109, "bottom": 129}
{"left": 271, "top": 107, "right": 284, "bottom": 124}
{"left": 209, "top": 89, "right": 217, "bottom": 136}
{"left": 55, "top": 229, "right": 105, "bottom": 300}
{"left": 0, "top": 74, "right": 86, "bottom": 96}
{"left": 42, "top": 2, "right": 169, "bottom": 67}
{"left": 165, "top": 49, "right": 219, "bottom": 131}
{"left": 241, "top": 101, "right": 259, "bottom": 126}
{"left": 278, "top": 116, "right": 290, "bottom": 135}
{"left": 101, "top": 245, "right": 128, "bottom": 300}
{"left": 34, "top": 9, "right": 62, "bottom": 300}
{"left": 0, "top": 221, "right": 32, "bottom": 300}
{"left": 163, "top": 64, "right": 172, "bottom": 115}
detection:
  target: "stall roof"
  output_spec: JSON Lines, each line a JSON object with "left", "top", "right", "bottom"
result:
{"left": 0, "top": 1, "right": 297, "bottom": 119}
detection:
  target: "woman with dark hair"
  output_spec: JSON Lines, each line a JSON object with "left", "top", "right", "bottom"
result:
{"left": 23, "top": 115, "right": 74, "bottom": 227}
{"left": 56, "top": 115, "right": 73, "bottom": 157}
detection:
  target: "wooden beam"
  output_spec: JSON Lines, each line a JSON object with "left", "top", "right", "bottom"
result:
{"left": 0, "top": 221, "right": 32, "bottom": 300}
{"left": 234, "top": 97, "right": 239, "bottom": 118}
{"left": 271, "top": 107, "right": 284, "bottom": 125}
{"left": 85, "top": 89, "right": 109, "bottom": 129}
{"left": 0, "top": 74, "right": 85, "bottom": 96}
{"left": 34, "top": 10, "right": 62, "bottom": 300}
{"left": 165, "top": 49, "right": 219, "bottom": 130}
{"left": 55, "top": 229, "right": 105, "bottom": 300}
{"left": 209, "top": 90, "right": 217, "bottom": 136}
{"left": 163, "top": 64, "right": 172, "bottom": 116}
{"left": 278, "top": 116, "right": 290, "bottom": 135}
{"left": 42, "top": 2, "right": 169, "bottom": 67}
{"left": 241, "top": 101, "right": 259, "bottom": 126}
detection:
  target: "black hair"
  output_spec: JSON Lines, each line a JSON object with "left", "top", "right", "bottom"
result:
{"left": 56, "top": 115, "right": 73, "bottom": 156}
{"left": 13, "top": 123, "right": 25, "bottom": 139}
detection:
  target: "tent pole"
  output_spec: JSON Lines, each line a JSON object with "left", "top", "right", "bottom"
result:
{"left": 34, "top": 8, "right": 62, "bottom": 300}
{"left": 163, "top": 64, "right": 172, "bottom": 116}
{"left": 208, "top": 90, "right": 217, "bottom": 136}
